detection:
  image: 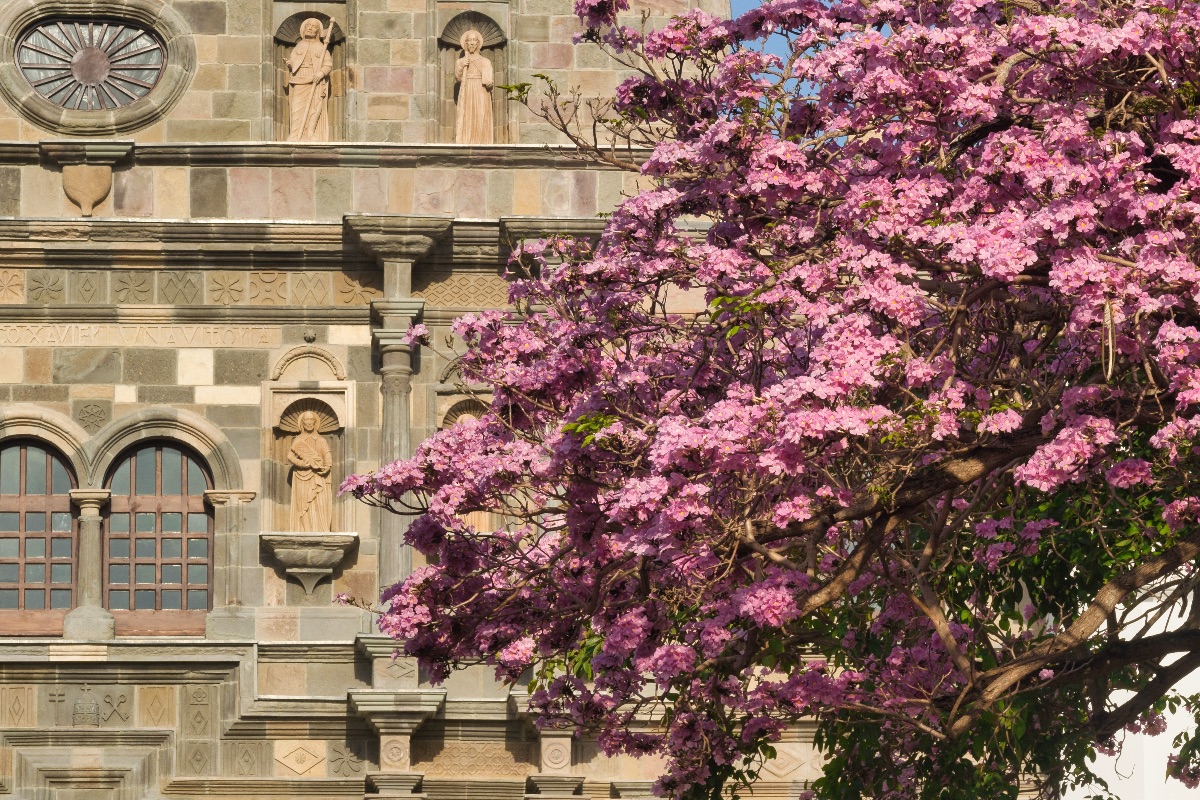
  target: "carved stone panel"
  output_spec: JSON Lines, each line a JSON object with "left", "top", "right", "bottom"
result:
{"left": 274, "top": 739, "right": 327, "bottom": 777}
{"left": 208, "top": 272, "right": 246, "bottom": 306}
{"left": 292, "top": 273, "right": 332, "bottom": 305}
{"left": 1, "top": 686, "right": 34, "bottom": 728}
{"left": 413, "top": 740, "right": 535, "bottom": 777}
{"left": 329, "top": 741, "right": 366, "bottom": 777}
{"left": 181, "top": 741, "right": 216, "bottom": 776}
{"left": 26, "top": 270, "right": 65, "bottom": 304}
{"left": 412, "top": 270, "right": 509, "bottom": 308}
{"left": 159, "top": 271, "right": 203, "bottom": 304}
{"left": 379, "top": 735, "right": 411, "bottom": 772}
{"left": 0, "top": 270, "right": 24, "bottom": 304}
{"left": 249, "top": 272, "right": 288, "bottom": 305}
{"left": 136, "top": 686, "right": 177, "bottom": 728}
{"left": 184, "top": 685, "right": 214, "bottom": 738}
{"left": 334, "top": 271, "right": 382, "bottom": 306}
{"left": 69, "top": 270, "right": 106, "bottom": 303}
{"left": 227, "top": 741, "right": 270, "bottom": 776}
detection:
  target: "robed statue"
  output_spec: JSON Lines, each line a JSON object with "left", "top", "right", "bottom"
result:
{"left": 288, "top": 410, "right": 333, "bottom": 532}
{"left": 454, "top": 30, "right": 494, "bottom": 144}
{"left": 287, "top": 18, "right": 333, "bottom": 142}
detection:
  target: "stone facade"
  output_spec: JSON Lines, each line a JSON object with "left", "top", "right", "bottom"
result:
{"left": 0, "top": 0, "right": 822, "bottom": 797}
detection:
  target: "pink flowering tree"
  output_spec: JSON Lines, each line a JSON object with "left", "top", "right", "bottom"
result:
{"left": 345, "top": 0, "right": 1200, "bottom": 797}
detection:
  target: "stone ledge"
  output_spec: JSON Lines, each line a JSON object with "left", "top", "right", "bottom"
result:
{"left": 0, "top": 141, "right": 650, "bottom": 169}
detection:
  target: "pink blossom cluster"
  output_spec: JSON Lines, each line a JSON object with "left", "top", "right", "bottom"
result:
{"left": 346, "top": 0, "right": 1200, "bottom": 797}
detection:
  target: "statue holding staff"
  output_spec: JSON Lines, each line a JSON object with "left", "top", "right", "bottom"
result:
{"left": 286, "top": 18, "right": 333, "bottom": 142}
{"left": 454, "top": 30, "right": 494, "bottom": 144}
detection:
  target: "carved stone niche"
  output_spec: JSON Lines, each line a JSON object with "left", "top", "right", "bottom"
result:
{"left": 272, "top": 12, "right": 347, "bottom": 141}
{"left": 437, "top": 12, "right": 509, "bottom": 144}
{"left": 264, "top": 346, "right": 357, "bottom": 533}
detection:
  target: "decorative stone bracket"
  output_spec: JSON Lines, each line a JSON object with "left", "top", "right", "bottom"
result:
{"left": 350, "top": 688, "right": 447, "bottom": 797}
{"left": 260, "top": 531, "right": 358, "bottom": 594}
{"left": 39, "top": 141, "right": 133, "bottom": 217}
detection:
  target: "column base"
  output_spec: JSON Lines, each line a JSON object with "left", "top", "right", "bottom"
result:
{"left": 527, "top": 775, "right": 584, "bottom": 798}
{"left": 366, "top": 772, "right": 425, "bottom": 798}
{"left": 62, "top": 606, "right": 115, "bottom": 641}
{"left": 205, "top": 606, "right": 257, "bottom": 640}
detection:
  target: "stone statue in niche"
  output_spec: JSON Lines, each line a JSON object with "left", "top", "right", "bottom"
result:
{"left": 455, "top": 30, "right": 494, "bottom": 144}
{"left": 286, "top": 18, "right": 333, "bottom": 142}
{"left": 288, "top": 410, "right": 333, "bottom": 531}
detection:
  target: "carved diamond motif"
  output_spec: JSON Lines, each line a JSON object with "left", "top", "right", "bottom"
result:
{"left": 277, "top": 745, "right": 324, "bottom": 776}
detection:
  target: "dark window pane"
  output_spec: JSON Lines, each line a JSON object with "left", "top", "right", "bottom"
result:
{"left": 109, "top": 513, "right": 130, "bottom": 533}
{"left": 109, "top": 460, "right": 130, "bottom": 495}
{"left": 25, "top": 538, "right": 44, "bottom": 558}
{"left": 0, "top": 538, "right": 17, "bottom": 557}
{"left": 0, "top": 513, "right": 19, "bottom": 532}
{"left": 25, "top": 447, "right": 46, "bottom": 495}
{"left": 161, "top": 589, "right": 182, "bottom": 609}
{"left": 24, "top": 589, "right": 43, "bottom": 609}
{"left": 51, "top": 564, "right": 70, "bottom": 584}
{"left": 25, "top": 512, "right": 45, "bottom": 532}
{"left": 0, "top": 564, "right": 17, "bottom": 583}
{"left": 51, "top": 512, "right": 70, "bottom": 532}
{"left": 134, "top": 589, "right": 155, "bottom": 609}
{"left": 188, "top": 513, "right": 207, "bottom": 533}
{"left": 188, "top": 458, "right": 206, "bottom": 494}
{"left": 0, "top": 446, "right": 17, "bottom": 495}
{"left": 50, "top": 589, "right": 71, "bottom": 609}
{"left": 161, "top": 512, "right": 182, "bottom": 532}
{"left": 109, "top": 564, "right": 129, "bottom": 584}
{"left": 109, "top": 538, "right": 129, "bottom": 559}
{"left": 0, "top": 589, "right": 17, "bottom": 608}
{"left": 135, "top": 564, "right": 155, "bottom": 584}
{"left": 24, "top": 564, "right": 44, "bottom": 583}
{"left": 187, "top": 538, "right": 208, "bottom": 559}
{"left": 187, "top": 589, "right": 207, "bottom": 610}
{"left": 162, "top": 539, "right": 182, "bottom": 558}
{"left": 51, "top": 538, "right": 70, "bottom": 558}
{"left": 51, "top": 457, "right": 71, "bottom": 494}
{"left": 162, "top": 450, "right": 182, "bottom": 495}
{"left": 161, "top": 564, "right": 181, "bottom": 584}
{"left": 135, "top": 539, "right": 155, "bottom": 558}
{"left": 109, "top": 589, "right": 129, "bottom": 609}
{"left": 187, "top": 564, "right": 208, "bottom": 585}
{"left": 135, "top": 446, "right": 156, "bottom": 495}
{"left": 135, "top": 513, "right": 155, "bottom": 533}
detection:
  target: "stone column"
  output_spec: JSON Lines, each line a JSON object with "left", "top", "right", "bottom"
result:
{"left": 64, "top": 490, "right": 113, "bottom": 640}
{"left": 345, "top": 213, "right": 451, "bottom": 591}
{"left": 373, "top": 316, "right": 422, "bottom": 588}
{"left": 204, "top": 490, "right": 257, "bottom": 640}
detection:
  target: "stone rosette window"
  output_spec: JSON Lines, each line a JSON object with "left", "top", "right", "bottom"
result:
{"left": 0, "top": 0, "right": 195, "bottom": 135}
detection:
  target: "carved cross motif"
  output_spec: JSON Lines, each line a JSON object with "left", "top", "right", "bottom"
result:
{"left": 48, "top": 690, "right": 66, "bottom": 725}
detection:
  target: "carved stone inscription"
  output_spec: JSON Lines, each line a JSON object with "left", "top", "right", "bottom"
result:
{"left": 0, "top": 324, "right": 281, "bottom": 348}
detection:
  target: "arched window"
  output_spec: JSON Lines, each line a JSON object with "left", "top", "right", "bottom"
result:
{"left": 0, "top": 441, "right": 76, "bottom": 619}
{"left": 104, "top": 443, "right": 212, "bottom": 627}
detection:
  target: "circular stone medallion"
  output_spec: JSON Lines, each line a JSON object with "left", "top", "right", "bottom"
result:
{"left": 16, "top": 20, "right": 165, "bottom": 111}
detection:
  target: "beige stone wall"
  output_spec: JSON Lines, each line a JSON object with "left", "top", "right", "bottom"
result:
{"left": 0, "top": 0, "right": 729, "bottom": 144}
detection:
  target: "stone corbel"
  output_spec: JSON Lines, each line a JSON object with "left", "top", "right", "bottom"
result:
{"left": 350, "top": 688, "right": 447, "bottom": 797}
{"left": 260, "top": 531, "right": 358, "bottom": 595}
{"left": 39, "top": 141, "right": 133, "bottom": 217}
{"left": 344, "top": 215, "right": 453, "bottom": 300}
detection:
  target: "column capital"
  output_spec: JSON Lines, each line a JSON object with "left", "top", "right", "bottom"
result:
{"left": 204, "top": 490, "right": 256, "bottom": 507}
{"left": 69, "top": 490, "right": 110, "bottom": 512}
{"left": 344, "top": 215, "right": 452, "bottom": 265}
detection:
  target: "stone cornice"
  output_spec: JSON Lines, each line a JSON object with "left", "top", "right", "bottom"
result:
{"left": 0, "top": 305, "right": 369, "bottom": 325}
{"left": 345, "top": 215, "right": 453, "bottom": 264}
{"left": 0, "top": 141, "right": 649, "bottom": 169}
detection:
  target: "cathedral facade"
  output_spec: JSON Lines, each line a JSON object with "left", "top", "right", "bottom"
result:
{"left": 0, "top": 0, "right": 818, "bottom": 796}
